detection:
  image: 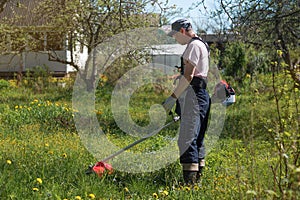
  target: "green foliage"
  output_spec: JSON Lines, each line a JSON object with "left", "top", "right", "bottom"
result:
{"left": 214, "top": 0, "right": 300, "bottom": 86}
{"left": 0, "top": 79, "right": 10, "bottom": 89}
{"left": 220, "top": 70, "right": 300, "bottom": 199}
{"left": 219, "top": 42, "right": 247, "bottom": 81}
{"left": 0, "top": 67, "right": 299, "bottom": 199}
{"left": 2, "top": 99, "right": 75, "bottom": 132}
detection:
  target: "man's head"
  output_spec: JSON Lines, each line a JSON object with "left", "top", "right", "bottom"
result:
{"left": 168, "top": 19, "right": 194, "bottom": 45}
{"left": 168, "top": 19, "right": 192, "bottom": 37}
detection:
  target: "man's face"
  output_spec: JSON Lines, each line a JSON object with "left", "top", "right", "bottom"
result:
{"left": 173, "top": 31, "right": 190, "bottom": 45}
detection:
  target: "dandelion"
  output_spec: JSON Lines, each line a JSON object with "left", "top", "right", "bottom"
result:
{"left": 15, "top": 105, "right": 18, "bottom": 109}
{"left": 100, "top": 74, "right": 108, "bottom": 82}
{"left": 62, "top": 153, "right": 67, "bottom": 158}
{"left": 88, "top": 194, "right": 96, "bottom": 199}
{"left": 184, "top": 186, "right": 191, "bottom": 191}
{"left": 161, "top": 190, "right": 169, "bottom": 196}
{"left": 45, "top": 143, "right": 49, "bottom": 147}
{"left": 6, "top": 160, "right": 12, "bottom": 165}
{"left": 96, "top": 110, "right": 103, "bottom": 115}
{"left": 75, "top": 196, "right": 81, "bottom": 200}
{"left": 277, "top": 49, "right": 283, "bottom": 57}
{"left": 193, "top": 185, "right": 200, "bottom": 191}
{"left": 32, "top": 188, "right": 39, "bottom": 192}
{"left": 124, "top": 187, "right": 129, "bottom": 192}
{"left": 36, "top": 178, "right": 42, "bottom": 184}
{"left": 152, "top": 193, "right": 158, "bottom": 199}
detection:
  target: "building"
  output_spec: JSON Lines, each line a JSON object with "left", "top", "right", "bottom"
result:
{"left": 0, "top": 0, "right": 84, "bottom": 77}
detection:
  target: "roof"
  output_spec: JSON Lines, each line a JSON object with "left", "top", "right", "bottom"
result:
{"left": 150, "top": 44, "right": 187, "bottom": 55}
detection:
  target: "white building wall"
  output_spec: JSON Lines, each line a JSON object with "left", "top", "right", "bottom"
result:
{"left": 0, "top": 51, "right": 68, "bottom": 73}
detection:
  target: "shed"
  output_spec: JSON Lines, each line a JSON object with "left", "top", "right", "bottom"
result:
{"left": 150, "top": 44, "right": 186, "bottom": 74}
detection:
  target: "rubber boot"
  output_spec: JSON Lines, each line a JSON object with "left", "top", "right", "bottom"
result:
{"left": 183, "top": 170, "right": 198, "bottom": 185}
{"left": 196, "top": 159, "right": 205, "bottom": 180}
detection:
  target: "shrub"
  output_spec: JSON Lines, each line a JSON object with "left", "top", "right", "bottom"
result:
{"left": 0, "top": 79, "right": 10, "bottom": 89}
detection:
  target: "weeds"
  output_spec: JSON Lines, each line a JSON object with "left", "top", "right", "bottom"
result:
{"left": 0, "top": 70, "right": 299, "bottom": 199}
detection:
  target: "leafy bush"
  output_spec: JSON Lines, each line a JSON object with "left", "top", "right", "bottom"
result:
{"left": 0, "top": 79, "right": 10, "bottom": 89}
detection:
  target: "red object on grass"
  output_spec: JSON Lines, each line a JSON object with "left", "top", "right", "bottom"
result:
{"left": 92, "top": 161, "right": 113, "bottom": 177}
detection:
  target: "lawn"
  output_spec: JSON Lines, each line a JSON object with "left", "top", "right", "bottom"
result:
{"left": 0, "top": 74, "right": 299, "bottom": 200}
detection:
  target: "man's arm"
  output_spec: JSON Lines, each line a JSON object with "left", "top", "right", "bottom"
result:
{"left": 172, "top": 59, "right": 195, "bottom": 98}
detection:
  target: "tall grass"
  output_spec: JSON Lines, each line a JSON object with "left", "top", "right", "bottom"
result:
{"left": 0, "top": 72, "right": 299, "bottom": 199}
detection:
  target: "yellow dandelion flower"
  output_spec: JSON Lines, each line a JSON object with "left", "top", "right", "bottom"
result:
{"left": 32, "top": 188, "right": 39, "bottom": 192}
{"left": 36, "top": 178, "right": 42, "bottom": 184}
{"left": 100, "top": 74, "right": 108, "bottom": 82}
{"left": 6, "top": 160, "right": 12, "bottom": 165}
{"left": 124, "top": 187, "right": 129, "bottom": 192}
{"left": 34, "top": 99, "right": 39, "bottom": 102}
{"left": 88, "top": 193, "right": 96, "bottom": 199}
{"left": 152, "top": 193, "right": 158, "bottom": 199}
{"left": 277, "top": 49, "right": 283, "bottom": 57}
{"left": 75, "top": 196, "right": 81, "bottom": 200}
{"left": 161, "top": 190, "right": 169, "bottom": 196}
{"left": 193, "top": 185, "right": 200, "bottom": 191}
{"left": 96, "top": 110, "right": 103, "bottom": 115}
{"left": 184, "top": 186, "right": 191, "bottom": 191}
{"left": 62, "top": 153, "right": 67, "bottom": 158}
{"left": 45, "top": 143, "right": 49, "bottom": 147}
{"left": 15, "top": 105, "right": 18, "bottom": 109}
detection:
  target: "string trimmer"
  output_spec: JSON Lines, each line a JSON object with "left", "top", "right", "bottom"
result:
{"left": 85, "top": 114, "right": 180, "bottom": 177}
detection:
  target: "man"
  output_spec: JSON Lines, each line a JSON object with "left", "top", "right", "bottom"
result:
{"left": 163, "top": 19, "right": 210, "bottom": 185}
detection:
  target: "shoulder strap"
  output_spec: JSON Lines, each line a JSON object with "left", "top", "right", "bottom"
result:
{"left": 191, "top": 37, "right": 210, "bottom": 54}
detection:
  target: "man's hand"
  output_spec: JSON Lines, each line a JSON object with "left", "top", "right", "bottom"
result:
{"left": 162, "top": 96, "right": 177, "bottom": 113}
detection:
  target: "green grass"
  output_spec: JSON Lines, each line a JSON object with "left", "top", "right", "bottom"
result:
{"left": 0, "top": 75, "right": 299, "bottom": 200}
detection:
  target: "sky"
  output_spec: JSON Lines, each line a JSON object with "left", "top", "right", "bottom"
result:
{"left": 165, "top": 0, "right": 216, "bottom": 23}
{"left": 146, "top": 0, "right": 225, "bottom": 33}
{"left": 162, "top": 0, "right": 229, "bottom": 33}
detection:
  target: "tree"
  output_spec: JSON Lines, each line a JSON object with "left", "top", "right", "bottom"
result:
{"left": 195, "top": 0, "right": 300, "bottom": 198}
{"left": 32, "top": 0, "right": 171, "bottom": 90}
{"left": 0, "top": 0, "right": 9, "bottom": 13}
{"left": 194, "top": 0, "right": 299, "bottom": 86}
{"left": 220, "top": 0, "right": 299, "bottom": 86}
{"left": 221, "top": 42, "right": 246, "bottom": 81}
{"left": 0, "top": 0, "right": 172, "bottom": 89}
